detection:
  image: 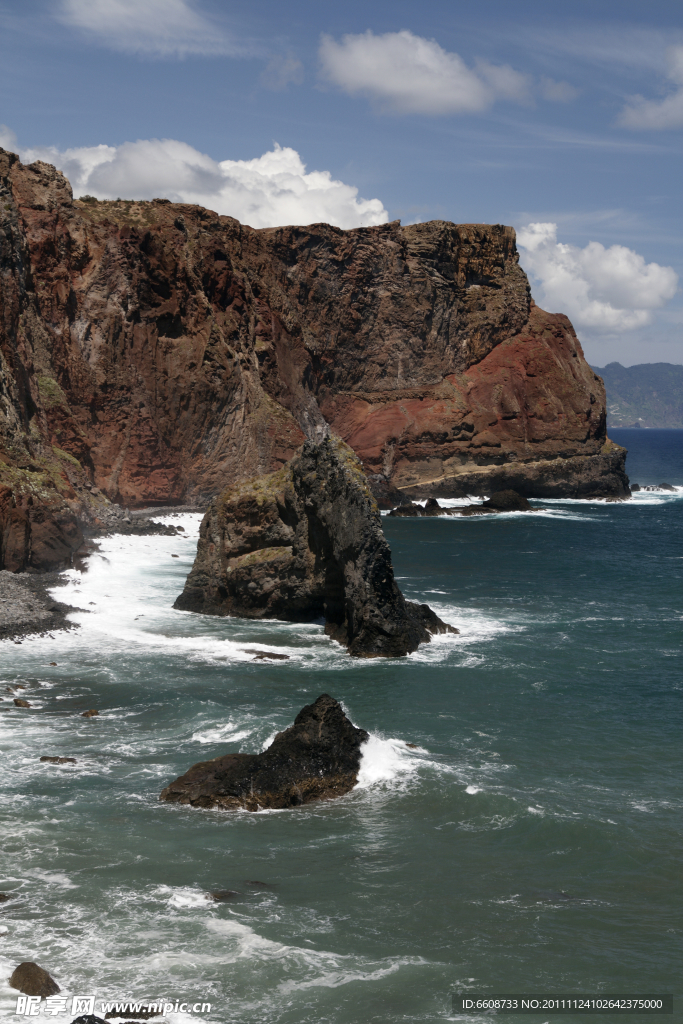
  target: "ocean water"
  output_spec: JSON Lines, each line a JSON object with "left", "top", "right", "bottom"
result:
{"left": 0, "top": 432, "right": 681, "bottom": 1024}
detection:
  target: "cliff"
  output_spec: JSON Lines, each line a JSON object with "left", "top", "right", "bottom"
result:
{"left": 175, "top": 437, "right": 456, "bottom": 657}
{"left": 0, "top": 147, "right": 628, "bottom": 569}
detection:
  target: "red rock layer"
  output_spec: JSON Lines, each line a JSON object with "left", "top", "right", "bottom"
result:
{"left": 0, "top": 149, "right": 627, "bottom": 567}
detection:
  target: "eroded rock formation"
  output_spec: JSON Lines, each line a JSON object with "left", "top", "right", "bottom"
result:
{"left": 175, "top": 437, "right": 456, "bottom": 657}
{"left": 0, "top": 147, "right": 628, "bottom": 569}
{"left": 160, "top": 694, "right": 368, "bottom": 810}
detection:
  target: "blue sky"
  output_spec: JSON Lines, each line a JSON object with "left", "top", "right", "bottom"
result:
{"left": 1, "top": 0, "right": 682, "bottom": 366}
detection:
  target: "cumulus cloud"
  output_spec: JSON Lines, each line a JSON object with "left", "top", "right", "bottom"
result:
{"left": 12, "top": 135, "right": 388, "bottom": 229}
{"left": 619, "top": 45, "right": 683, "bottom": 129}
{"left": 517, "top": 223, "right": 678, "bottom": 333}
{"left": 319, "top": 30, "right": 530, "bottom": 115}
{"left": 58, "top": 0, "right": 238, "bottom": 57}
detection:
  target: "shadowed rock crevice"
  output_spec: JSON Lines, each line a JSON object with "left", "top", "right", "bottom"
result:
{"left": 174, "top": 437, "right": 457, "bottom": 658}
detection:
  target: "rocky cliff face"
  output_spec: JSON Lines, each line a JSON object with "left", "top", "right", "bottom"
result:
{"left": 175, "top": 437, "right": 456, "bottom": 657}
{"left": 0, "top": 147, "right": 627, "bottom": 569}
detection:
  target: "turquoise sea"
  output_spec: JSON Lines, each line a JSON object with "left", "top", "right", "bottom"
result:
{"left": 0, "top": 430, "right": 681, "bottom": 1023}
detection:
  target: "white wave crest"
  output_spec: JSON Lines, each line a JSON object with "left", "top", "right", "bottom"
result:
{"left": 156, "top": 885, "right": 211, "bottom": 909}
{"left": 356, "top": 734, "right": 425, "bottom": 789}
{"left": 190, "top": 724, "right": 252, "bottom": 746}
{"left": 27, "top": 869, "right": 79, "bottom": 888}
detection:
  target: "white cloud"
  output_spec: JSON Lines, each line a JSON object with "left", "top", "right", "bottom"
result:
{"left": 12, "top": 135, "right": 388, "bottom": 230}
{"left": 58, "top": 0, "right": 238, "bottom": 57}
{"left": 0, "top": 124, "right": 18, "bottom": 150}
{"left": 319, "top": 30, "right": 530, "bottom": 115}
{"left": 260, "top": 54, "right": 304, "bottom": 91}
{"left": 517, "top": 223, "right": 678, "bottom": 333}
{"left": 619, "top": 45, "right": 683, "bottom": 129}
{"left": 539, "top": 77, "right": 579, "bottom": 103}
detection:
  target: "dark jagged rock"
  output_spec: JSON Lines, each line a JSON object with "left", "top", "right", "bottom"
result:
{"left": 9, "top": 961, "right": 60, "bottom": 997}
{"left": 388, "top": 489, "right": 533, "bottom": 517}
{"left": 633, "top": 483, "right": 676, "bottom": 493}
{"left": 388, "top": 497, "right": 450, "bottom": 517}
{"left": 40, "top": 755, "right": 77, "bottom": 763}
{"left": 160, "top": 693, "right": 368, "bottom": 810}
{"left": 481, "top": 489, "right": 533, "bottom": 511}
{"left": 387, "top": 501, "right": 423, "bottom": 517}
{"left": 174, "top": 437, "right": 456, "bottom": 657}
{"left": 451, "top": 489, "right": 533, "bottom": 516}
{"left": 423, "top": 498, "right": 443, "bottom": 516}
{"left": 13, "top": 698, "right": 31, "bottom": 707}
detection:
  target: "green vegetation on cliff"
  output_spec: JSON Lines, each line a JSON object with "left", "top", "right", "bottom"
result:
{"left": 592, "top": 362, "right": 683, "bottom": 428}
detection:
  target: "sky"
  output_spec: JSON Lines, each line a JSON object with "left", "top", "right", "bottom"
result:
{"left": 1, "top": 0, "right": 682, "bottom": 367}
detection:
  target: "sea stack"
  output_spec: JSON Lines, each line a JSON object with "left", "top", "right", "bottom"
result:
{"left": 160, "top": 694, "right": 368, "bottom": 810}
{"left": 174, "top": 436, "right": 457, "bottom": 657}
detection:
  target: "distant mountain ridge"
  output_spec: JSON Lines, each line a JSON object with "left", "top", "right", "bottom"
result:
{"left": 591, "top": 362, "right": 683, "bottom": 428}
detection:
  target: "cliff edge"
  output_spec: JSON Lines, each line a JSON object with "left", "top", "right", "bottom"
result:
{"left": 0, "top": 147, "right": 628, "bottom": 569}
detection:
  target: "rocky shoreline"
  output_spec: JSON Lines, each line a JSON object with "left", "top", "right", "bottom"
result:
{"left": 0, "top": 505, "right": 191, "bottom": 641}
{"left": 0, "top": 570, "right": 76, "bottom": 643}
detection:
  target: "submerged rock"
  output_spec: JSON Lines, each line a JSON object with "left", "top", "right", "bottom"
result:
{"left": 207, "top": 890, "right": 241, "bottom": 901}
{"left": 245, "top": 650, "right": 290, "bottom": 661}
{"left": 81, "top": 709, "right": 99, "bottom": 717}
{"left": 160, "top": 694, "right": 368, "bottom": 811}
{"left": 175, "top": 437, "right": 457, "bottom": 658}
{"left": 40, "top": 756, "right": 77, "bottom": 764}
{"left": 9, "top": 961, "right": 60, "bottom": 997}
